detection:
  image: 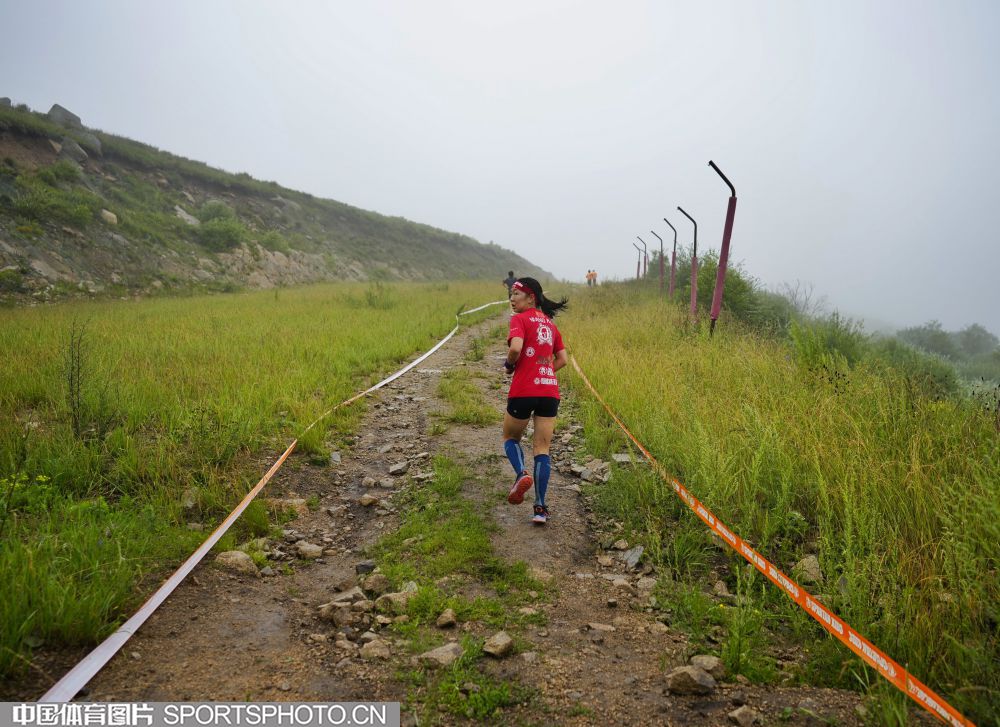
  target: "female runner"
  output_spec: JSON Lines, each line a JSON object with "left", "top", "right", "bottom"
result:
{"left": 502, "top": 278, "right": 568, "bottom": 524}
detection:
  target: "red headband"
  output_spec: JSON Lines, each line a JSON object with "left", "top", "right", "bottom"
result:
{"left": 511, "top": 281, "right": 529, "bottom": 294}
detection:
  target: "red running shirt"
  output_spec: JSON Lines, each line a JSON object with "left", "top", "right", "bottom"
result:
{"left": 507, "top": 308, "right": 565, "bottom": 399}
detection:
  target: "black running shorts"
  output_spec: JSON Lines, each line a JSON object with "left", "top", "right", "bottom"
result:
{"left": 506, "top": 396, "right": 560, "bottom": 420}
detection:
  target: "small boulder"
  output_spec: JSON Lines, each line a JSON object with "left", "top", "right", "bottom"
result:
{"left": 296, "top": 541, "right": 324, "bottom": 560}
{"left": 215, "top": 551, "right": 259, "bottom": 577}
{"left": 636, "top": 577, "right": 657, "bottom": 592}
{"left": 611, "top": 453, "right": 632, "bottom": 464}
{"left": 416, "top": 642, "right": 463, "bottom": 669}
{"left": 360, "top": 638, "right": 391, "bottom": 660}
{"left": 483, "top": 631, "right": 513, "bottom": 658}
{"left": 621, "top": 545, "right": 644, "bottom": 569}
{"left": 728, "top": 705, "right": 760, "bottom": 726}
{"left": 793, "top": 555, "right": 824, "bottom": 585}
{"left": 665, "top": 665, "right": 716, "bottom": 695}
{"left": 436, "top": 608, "right": 457, "bottom": 628}
{"left": 355, "top": 560, "right": 377, "bottom": 575}
{"left": 690, "top": 654, "right": 726, "bottom": 680}
{"left": 59, "top": 137, "right": 88, "bottom": 163}
{"left": 174, "top": 205, "right": 200, "bottom": 226}
{"left": 359, "top": 493, "right": 380, "bottom": 507}
{"left": 47, "top": 104, "right": 82, "bottom": 128}
{"left": 318, "top": 605, "right": 355, "bottom": 627}
{"left": 100, "top": 209, "right": 118, "bottom": 225}
{"left": 374, "top": 590, "right": 416, "bottom": 613}
{"left": 77, "top": 131, "right": 102, "bottom": 156}
{"left": 362, "top": 573, "right": 391, "bottom": 596}
{"left": 389, "top": 461, "right": 410, "bottom": 476}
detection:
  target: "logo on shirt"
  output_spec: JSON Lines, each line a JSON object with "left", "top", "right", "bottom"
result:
{"left": 537, "top": 325, "right": 553, "bottom": 346}
{"left": 525, "top": 346, "right": 535, "bottom": 357}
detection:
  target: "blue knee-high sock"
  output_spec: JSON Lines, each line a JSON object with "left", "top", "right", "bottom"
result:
{"left": 533, "top": 454, "right": 550, "bottom": 506}
{"left": 504, "top": 439, "right": 525, "bottom": 477}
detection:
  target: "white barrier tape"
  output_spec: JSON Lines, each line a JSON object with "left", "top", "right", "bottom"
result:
{"left": 39, "top": 299, "right": 507, "bottom": 702}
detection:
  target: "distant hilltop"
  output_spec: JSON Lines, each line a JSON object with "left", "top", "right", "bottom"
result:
{"left": 0, "top": 99, "right": 547, "bottom": 301}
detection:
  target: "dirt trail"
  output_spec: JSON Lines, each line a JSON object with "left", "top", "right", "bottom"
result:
{"left": 23, "top": 314, "right": 874, "bottom": 724}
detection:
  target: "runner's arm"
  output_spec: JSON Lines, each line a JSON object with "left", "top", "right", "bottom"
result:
{"left": 553, "top": 348, "right": 568, "bottom": 372}
{"left": 505, "top": 337, "right": 523, "bottom": 369}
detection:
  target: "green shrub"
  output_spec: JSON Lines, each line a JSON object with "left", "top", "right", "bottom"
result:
{"left": 13, "top": 176, "right": 99, "bottom": 228}
{"left": 789, "top": 312, "right": 867, "bottom": 369}
{"left": 868, "top": 339, "right": 960, "bottom": 399}
{"left": 258, "top": 230, "right": 291, "bottom": 254}
{"left": 196, "top": 217, "right": 246, "bottom": 251}
{"left": 0, "top": 269, "right": 25, "bottom": 293}
{"left": 36, "top": 160, "right": 82, "bottom": 187}
{"left": 198, "top": 199, "right": 236, "bottom": 223}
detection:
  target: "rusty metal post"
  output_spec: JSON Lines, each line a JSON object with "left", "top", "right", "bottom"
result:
{"left": 650, "top": 230, "right": 663, "bottom": 293}
{"left": 708, "top": 160, "right": 738, "bottom": 337}
{"left": 677, "top": 206, "right": 698, "bottom": 318}
{"left": 663, "top": 217, "right": 677, "bottom": 299}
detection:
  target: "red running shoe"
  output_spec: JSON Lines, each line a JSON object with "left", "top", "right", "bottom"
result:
{"left": 507, "top": 471, "right": 533, "bottom": 505}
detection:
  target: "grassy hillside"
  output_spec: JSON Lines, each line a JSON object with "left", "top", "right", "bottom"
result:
{"left": 0, "top": 104, "right": 546, "bottom": 301}
{"left": 561, "top": 284, "right": 999, "bottom": 724}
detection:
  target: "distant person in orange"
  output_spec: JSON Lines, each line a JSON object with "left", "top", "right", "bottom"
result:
{"left": 586, "top": 270, "right": 594, "bottom": 287}
{"left": 591, "top": 270, "right": 598, "bottom": 286}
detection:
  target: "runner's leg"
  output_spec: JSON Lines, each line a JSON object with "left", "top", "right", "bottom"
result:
{"left": 502, "top": 413, "right": 530, "bottom": 476}
{"left": 532, "top": 415, "right": 556, "bottom": 506}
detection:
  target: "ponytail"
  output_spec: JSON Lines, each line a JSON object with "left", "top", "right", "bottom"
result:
{"left": 515, "top": 277, "right": 568, "bottom": 318}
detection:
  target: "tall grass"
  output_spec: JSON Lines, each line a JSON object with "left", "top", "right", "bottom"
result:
{"left": 0, "top": 281, "right": 499, "bottom": 678}
{"left": 561, "top": 284, "right": 999, "bottom": 723}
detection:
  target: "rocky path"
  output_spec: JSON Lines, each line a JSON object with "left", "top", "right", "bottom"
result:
{"left": 28, "top": 313, "right": 875, "bottom": 725}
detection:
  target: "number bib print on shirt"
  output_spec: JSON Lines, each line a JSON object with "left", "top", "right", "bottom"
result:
{"left": 507, "top": 308, "right": 565, "bottom": 398}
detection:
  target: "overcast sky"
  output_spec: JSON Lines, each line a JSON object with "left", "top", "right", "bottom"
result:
{"left": 3, "top": 1, "right": 998, "bottom": 333}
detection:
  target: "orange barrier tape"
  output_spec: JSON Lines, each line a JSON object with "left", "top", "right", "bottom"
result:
{"left": 570, "top": 355, "right": 975, "bottom": 727}
{"left": 39, "top": 300, "right": 507, "bottom": 703}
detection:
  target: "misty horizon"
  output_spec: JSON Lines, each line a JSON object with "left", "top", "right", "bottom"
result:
{"left": 3, "top": 1, "right": 998, "bottom": 336}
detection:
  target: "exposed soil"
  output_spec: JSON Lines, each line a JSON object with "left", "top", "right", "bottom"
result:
{"left": 9, "top": 313, "right": 894, "bottom": 724}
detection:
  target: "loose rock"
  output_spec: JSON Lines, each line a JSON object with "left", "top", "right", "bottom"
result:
{"left": 215, "top": 551, "right": 259, "bottom": 577}
{"left": 621, "top": 545, "right": 644, "bottom": 569}
{"left": 360, "top": 638, "right": 391, "bottom": 660}
{"left": 690, "top": 654, "right": 726, "bottom": 680}
{"left": 793, "top": 555, "right": 824, "bottom": 584}
{"left": 416, "top": 642, "right": 463, "bottom": 668}
{"left": 362, "top": 573, "right": 391, "bottom": 596}
{"left": 296, "top": 541, "right": 323, "bottom": 560}
{"left": 436, "top": 608, "right": 457, "bottom": 628}
{"left": 728, "top": 705, "right": 760, "bottom": 726}
{"left": 483, "top": 631, "right": 514, "bottom": 658}
{"left": 665, "top": 665, "right": 716, "bottom": 695}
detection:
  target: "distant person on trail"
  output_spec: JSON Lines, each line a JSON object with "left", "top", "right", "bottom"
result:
{"left": 503, "top": 271, "right": 517, "bottom": 296}
{"left": 502, "top": 277, "right": 568, "bottom": 525}
{"left": 592, "top": 269, "right": 598, "bottom": 286}
{"left": 586, "top": 270, "right": 593, "bottom": 287}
